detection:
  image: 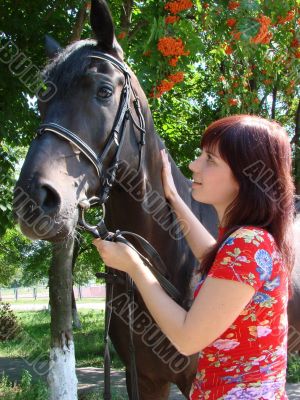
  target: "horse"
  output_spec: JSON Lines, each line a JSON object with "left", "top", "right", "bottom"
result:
{"left": 14, "top": 0, "right": 218, "bottom": 398}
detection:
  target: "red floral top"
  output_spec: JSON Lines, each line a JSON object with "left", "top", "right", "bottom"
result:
{"left": 190, "top": 226, "right": 288, "bottom": 400}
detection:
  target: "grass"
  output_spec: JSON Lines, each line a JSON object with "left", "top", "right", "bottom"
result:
{"left": 287, "top": 353, "right": 300, "bottom": 383}
{"left": 0, "top": 370, "right": 48, "bottom": 400}
{"left": 0, "top": 310, "right": 123, "bottom": 369}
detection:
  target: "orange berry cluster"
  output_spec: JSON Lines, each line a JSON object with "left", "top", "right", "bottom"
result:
{"left": 228, "top": 1, "right": 240, "bottom": 10}
{"left": 149, "top": 2, "right": 192, "bottom": 98}
{"left": 263, "top": 79, "right": 272, "bottom": 85}
{"left": 165, "top": 15, "right": 180, "bottom": 24}
{"left": 150, "top": 72, "right": 185, "bottom": 98}
{"left": 167, "top": 72, "right": 185, "bottom": 83}
{"left": 287, "top": 80, "right": 296, "bottom": 95}
{"left": 226, "top": 18, "right": 237, "bottom": 28}
{"left": 291, "top": 38, "right": 300, "bottom": 48}
{"left": 277, "top": 9, "right": 295, "bottom": 25}
{"left": 250, "top": 15, "right": 272, "bottom": 44}
{"left": 291, "top": 36, "right": 300, "bottom": 58}
{"left": 157, "top": 37, "right": 190, "bottom": 66}
{"left": 117, "top": 32, "right": 127, "bottom": 40}
{"left": 228, "top": 98, "right": 238, "bottom": 106}
{"left": 224, "top": 44, "right": 233, "bottom": 55}
{"left": 165, "top": 0, "right": 193, "bottom": 15}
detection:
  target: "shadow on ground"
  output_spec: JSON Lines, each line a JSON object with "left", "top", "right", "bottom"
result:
{"left": 1, "top": 357, "right": 300, "bottom": 399}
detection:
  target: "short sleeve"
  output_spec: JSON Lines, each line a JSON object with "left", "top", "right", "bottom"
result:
{"left": 206, "top": 227, "right": 275, "bottom": 292}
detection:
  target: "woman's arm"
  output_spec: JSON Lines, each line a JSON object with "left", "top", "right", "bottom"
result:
{"left": 131, "top": 258, "right": 254, "bottom": 356}
{"left": 93, "top": 238, "right": 255, "bottom": 356}
{"left": 170, "top": 194, "right": 216, "bottom": 262}
{"left": 161, "top": 149, "right": 216, "bottom": 261}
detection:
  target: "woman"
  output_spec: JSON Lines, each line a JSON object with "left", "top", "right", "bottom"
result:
{"left": 94, "top": 115, "right": 295, "bottom": 399}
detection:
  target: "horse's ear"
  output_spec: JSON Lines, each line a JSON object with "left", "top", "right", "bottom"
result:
{"left": 90, "top": 0, "right": 115, "bottom": 50}
{"left": 45, "top": 35, "right": 62, "bottom": 59}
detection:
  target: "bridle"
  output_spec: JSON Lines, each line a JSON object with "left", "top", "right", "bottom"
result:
{"left": 36, "top": 51, "right": 181, "bottom": 400}
{"left": 37, "top": 51, "right": 146, "bottom": 206}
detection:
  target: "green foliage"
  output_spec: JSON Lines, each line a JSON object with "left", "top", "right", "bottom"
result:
{"left": 0, "top": 302, "right": 20, "bottom": 341}
{"left": 0, "top": 228, "right": 51, "bottom": 287}
{"left": 0, "top": 226, "right": 104, "bottom": 287}
{"left": 0, "top": 143, "right": 17, "bottom": 235}
{"left": 287, "top": 353, "right": 300, "bottom": 383}
{"left": 0, "top": 370, "right": 48, "bottom": 400}
{"left": 75, "top": 235, "right": 105, "bottom": 285}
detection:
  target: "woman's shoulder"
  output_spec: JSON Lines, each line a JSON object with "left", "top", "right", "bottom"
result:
{"left": 221, "top": 225, "right": 276, "bottom": 250}
{"left": 233, "top": 225, "right": 273, "bottom": 239}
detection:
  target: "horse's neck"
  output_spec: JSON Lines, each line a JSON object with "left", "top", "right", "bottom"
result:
{"left": 105, "top": 113, "right": 190, "bottom": 244}
{"left": 105, "top": 105, "right": 218, "bottom": 301}
{"left": 106, "top": 107, "right": 217, "bottom": 240}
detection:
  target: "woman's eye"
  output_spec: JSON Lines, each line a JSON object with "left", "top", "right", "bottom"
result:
{"left": 207, "top": 154, "right": 214, "bottom": 162}
{"left": 97, "top": 87, "right": 113, "bottom": 99}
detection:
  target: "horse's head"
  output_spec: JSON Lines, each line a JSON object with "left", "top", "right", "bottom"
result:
{"left": 14, "top": 0, "right": 147, "bottom": 242}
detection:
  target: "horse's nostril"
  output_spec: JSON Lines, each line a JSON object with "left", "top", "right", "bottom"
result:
{"left": 39, "top": 184, "right": 61, "bottom": 214}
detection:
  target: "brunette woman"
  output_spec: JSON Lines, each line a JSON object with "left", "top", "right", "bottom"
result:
{"left": 94, "top": 115, "right": 295, "bottom": 399}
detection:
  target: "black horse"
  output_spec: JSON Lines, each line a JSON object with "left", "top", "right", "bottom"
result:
{"left": 14, "top": 0, "right": 218, "bottom": 398}
{"left": 14, "top": 0, "right": 300, "bottom": 398}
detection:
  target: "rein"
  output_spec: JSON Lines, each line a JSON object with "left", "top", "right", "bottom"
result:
{"left": 37, "top": 51, "right": 181, "bottom": 400}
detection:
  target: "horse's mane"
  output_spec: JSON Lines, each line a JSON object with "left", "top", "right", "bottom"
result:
{"left": 43, "top": 40, "right": 98, "bottom": 91}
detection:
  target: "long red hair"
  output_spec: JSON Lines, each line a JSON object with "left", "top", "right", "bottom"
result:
{"left": 199, "top": 115, "right": 295, "bottom": 296}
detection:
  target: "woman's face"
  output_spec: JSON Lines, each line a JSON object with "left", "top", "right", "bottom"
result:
{"left": 189, "top": 146, "right": 239, "bottom": 220}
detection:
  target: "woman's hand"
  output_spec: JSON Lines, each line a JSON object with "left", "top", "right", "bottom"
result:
{"left": 161, "top": 149, "right": 179, "bottom": 204}
{"left": 93, "top": 238, "right": 142, "bottom": 275}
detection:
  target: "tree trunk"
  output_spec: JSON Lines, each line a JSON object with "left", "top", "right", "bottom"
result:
{"left": 120, "top": 0, "right": 134, "bottom": 32}
{"left": 72, "top": 238, "right": 82, "bottom": 330}
{"left": 47, "top": 237, "right": 78, "bottom": 400}
{"left": 271, "top": 86, "right": 277, "bottom": 119}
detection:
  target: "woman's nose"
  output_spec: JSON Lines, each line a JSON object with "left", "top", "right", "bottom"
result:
{"left": 189, "top": 158, "right": 199, "bottom": 172}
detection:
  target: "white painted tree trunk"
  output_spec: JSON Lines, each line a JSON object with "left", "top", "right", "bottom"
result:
{"left": 48, "top": 238, "right": 77, "bottom": 400}
{"left": 48, "top": 341, "right": 78, "bottom": 400}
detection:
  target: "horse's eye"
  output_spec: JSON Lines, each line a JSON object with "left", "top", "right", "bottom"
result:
{"left": 97, "top": 87, "right": 113, "bottom": 99}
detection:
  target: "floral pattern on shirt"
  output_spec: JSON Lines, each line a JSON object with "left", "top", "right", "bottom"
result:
{"left": 190, "top": 226, "right": 288, "bottom": 400}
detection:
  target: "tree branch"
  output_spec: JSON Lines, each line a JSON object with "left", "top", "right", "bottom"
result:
{"left": 69, "top": 2, "right": 89, "bottom": 43}
{"left": 271, "top": 85, "right": 278, "bottom": 119}
{"left": 291, "top": 99, "right": 300, "bottom": 194}
{"left": 291, "top": 99, "right": 300, "bottom": 145}
{"left": 259, "top": 93, "right": 268, "bottom": 110}
{"left": 120, "top": 0, "right": 134, "bottom": 32}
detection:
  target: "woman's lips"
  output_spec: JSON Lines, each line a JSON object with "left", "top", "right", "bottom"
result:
{"left": 192, "top": 181, "right": 202, "bottom": 186}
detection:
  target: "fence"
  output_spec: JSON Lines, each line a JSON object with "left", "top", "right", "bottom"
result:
{"left": 0, "top": 285, "right": 106, "bottom": 301}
